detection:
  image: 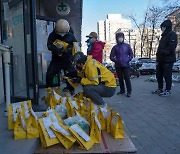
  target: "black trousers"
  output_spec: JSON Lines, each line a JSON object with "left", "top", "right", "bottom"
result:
{"left": 156, "top": 62, "right": 173, "bottom": 91}
{"left": 115, "top": 67, "right": 132, "bottom": 93}
{"left": 46, "top": 61, "right": 74, "bottom": 91}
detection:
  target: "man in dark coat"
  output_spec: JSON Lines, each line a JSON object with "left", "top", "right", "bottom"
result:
{"left": 46, "top": 19, "right": 77, "bottom": 95}
{"left": 152, "top": 19, "right": 177, "bottom": 96}
{"left": 110, "top": 32, "right": 133, "bottom": 97}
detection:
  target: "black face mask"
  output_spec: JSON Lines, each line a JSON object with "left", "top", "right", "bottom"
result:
{"left": 76, "top": 65, "right": 82, "bottom": 71}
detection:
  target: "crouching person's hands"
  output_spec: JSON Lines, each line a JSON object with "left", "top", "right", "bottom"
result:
{"left": 71, "top": 77, "right": 82, "bottom": 83}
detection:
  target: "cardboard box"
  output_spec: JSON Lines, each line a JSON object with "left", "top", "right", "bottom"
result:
{"left": 35, "top": 131, "right": 137, "bottom": 153}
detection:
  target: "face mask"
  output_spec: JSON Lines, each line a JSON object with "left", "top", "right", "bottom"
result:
{"left": 161, "top": 27, "right": 166, "bottom": 32}
{"left": 76, "top": 65, "right": 82, "bottom": 71}
{"left": 118, "top": 37, "right": 124, "bottom": 43}
{"left": 56, "top": 32, "right": 67, "bottom": 36}
{"left": 89, "top": 38, "right": 95, "bottom": 44}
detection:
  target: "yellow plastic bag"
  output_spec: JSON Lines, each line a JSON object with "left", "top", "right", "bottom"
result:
{"left": 106, "top": 108, "right": 112, "bottom": 133}
{"left": 49, "top": 90, "right": 62, "bottom": 109}
{"left": 53, "top": 39, "right": 68, "bottom": 56}
{"left": 72, "top": 42, "right": 81, "bottom": 56}
{"left": 49, "top": 95, "right": 57, "bottom": 109}
{"left": 110, "top": 111, "right": 125, "bottom": 139}
{"left": 53, "top": 90, "right": 62, "bottom": 104}
{"left": 68, "top": 78, "right": 79, "bottom": 89}
{"left": 21, "top": 100, "right": 32, "bottom": 122}
{"left": 90, "top": 113, "right": 101, "bottom": 143}
{"left": 69, "top": 124, "right": 94, "bottom": 150}
{"left": 27, "top": 109, "right": 39, "bottom": 139}
{"left": 79, "top": 98, "right": 92, "bottom": 123}
{"left": 66, "top": 98, "right": 76, "bottom": 117}
{"left": 45, "top": 109, "right": 63, "bottom": 124}
{"left": 8, "top": 100, "right": 32, "bottom": 130}
{"left": 14, "top": 110, "right": 27, "bottom": 139}
{"left": 8, "top": 104, "right": 14, "bottom": 130}
{"left": 98, "top": 108, "right": 106, "bottom": 131}
{"left": 38, "top": 118, "right": 59, "bottom": 148}
{"left": 50, "top": 122, "right": 76, "bottom": 150}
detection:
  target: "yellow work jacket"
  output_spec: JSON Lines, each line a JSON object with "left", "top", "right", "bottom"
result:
{"left": 79, "top": 56, "right": 116, "bottom": 87}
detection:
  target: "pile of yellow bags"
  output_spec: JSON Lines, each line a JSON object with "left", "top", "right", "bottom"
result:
{"left": 8, "top": 92, "right": 125, "bottom": 151}
{"left": 8, "top": 100, "right": 39, "bottom": 139}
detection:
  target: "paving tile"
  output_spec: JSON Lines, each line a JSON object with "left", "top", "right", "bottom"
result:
{"left": 151, "top": 135, "right": 178, "bottom": 153}
{"left": 146, "top": 145, "right": 165, "bottom": 154}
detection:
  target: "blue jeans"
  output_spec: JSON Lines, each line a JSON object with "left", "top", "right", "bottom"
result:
{"left": 83, "top": 84, "right": 116, "bottom": 105}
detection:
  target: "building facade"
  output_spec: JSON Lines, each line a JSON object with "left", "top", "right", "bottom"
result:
{"left": 97, "top": 14, "right": 163, "bottom": 62}
{"left": 97, "top": 14, "right": 132, "bottom": 63}
{"left": 0, "top": 0, "right": 83, "bottom": 104}
{"left": 134, "top": 28, "right": 161, "bottom": 58}
{"left": 167, "top": 8, "right": 180, "bottom": 57}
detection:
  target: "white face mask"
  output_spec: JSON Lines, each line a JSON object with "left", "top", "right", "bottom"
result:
{"left": 56, "top": 32, "right": 67, "bottom": 37}
{"left": 161, "top": 27, "right": 166, "bottom": 32}
{"left": 118, "top": 37, "right": 124, "bottom": 43}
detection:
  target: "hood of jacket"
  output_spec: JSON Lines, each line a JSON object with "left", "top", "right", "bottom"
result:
{"left": 116, "top": 32, "right": 125, "bottom": 43}
{"left": 160, "top": 19, "right": 172, "bottom": 35}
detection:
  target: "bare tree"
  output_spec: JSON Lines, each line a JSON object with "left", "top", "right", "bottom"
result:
{"left": 133, "top": 40, "right": 137, "bottom": 57}
{"left": 146, "top": 1, "right": 179, "bottom": 58}
{"left": 128, "top": 11, "right": 148, "bottom": 57}
{"left": 147, "top": 6, "right": 163, "bottom": 58}
{"left": 128, "top": 0, "right": 179, "bottom": 58}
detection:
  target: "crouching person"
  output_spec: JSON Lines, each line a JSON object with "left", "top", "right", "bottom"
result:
{"left": 71, "top": 52, "right": 117, "bottom": 107}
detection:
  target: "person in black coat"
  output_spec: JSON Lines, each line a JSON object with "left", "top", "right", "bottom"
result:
{"left": 152, "top": 19, "right": 177, "bottom": 96}
{"left": 46, "top": 19, "right": 77, "bottom": 95}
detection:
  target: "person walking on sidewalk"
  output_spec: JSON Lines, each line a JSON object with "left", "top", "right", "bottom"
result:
{"left": 110, "top": 32, "right": 133, "bottom": 97}
{"left": 86, "top": 32, "right": 105, "bottom": 63}
{"left": 71, "top": 52, "right": 116, "bottom": 107}
{"left": 152, "top": 19, "right": 177, "bottom": 96}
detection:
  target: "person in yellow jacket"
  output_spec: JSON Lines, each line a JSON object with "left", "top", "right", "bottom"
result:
{"left": 71, "top": 52, "right": 116, "bottom": 107}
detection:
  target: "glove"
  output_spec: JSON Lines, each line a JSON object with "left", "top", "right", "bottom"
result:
{"left": 71, "top": 77, "right": 81, "bottom": 83}
{"left": 56, "top": 43, "right": 63, "bottom": 49}
{"left": 64, "top": 45, "right": 72, "bottom": 54}
{"left": 66, "top": 69, "right": 77, "bottom": 77}
{"left": 57, "top": 48, "right": 63, "bottom": 56}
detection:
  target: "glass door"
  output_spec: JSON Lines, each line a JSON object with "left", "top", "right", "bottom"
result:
{"left": 2, "top": 1, "right": 28, "bottom": 102}
{"left": 1, "top": 0, "right": 39, "bottom": 104}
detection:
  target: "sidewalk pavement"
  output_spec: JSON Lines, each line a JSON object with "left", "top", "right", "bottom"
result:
{"left": 106, "top": 75, "right": 180, "bottom": 154}
{"left": 0, "top": 75, "right": 180, "bottom": 154}
{"left": 0, "top": 103, "right": 38, "bottom": 154}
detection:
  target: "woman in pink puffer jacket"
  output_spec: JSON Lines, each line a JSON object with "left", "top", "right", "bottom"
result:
{"left": 86, "top": 32, "right": 105, "bottom": 63}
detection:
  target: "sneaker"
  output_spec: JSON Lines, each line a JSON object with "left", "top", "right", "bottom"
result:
{"left": 151, "top": 89, "right": 163, "bottom": 94}
{"left": 159, "top": 90, "right": 171, "bottom": 96}
{"left": 126, "top": 93, "right": 131, "bottom": 97}
{"left": 100, "top": 103, "right": 107, "bottom": 109}
{"left": 117, "top": 91, "right": 125, "bottom": 95}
